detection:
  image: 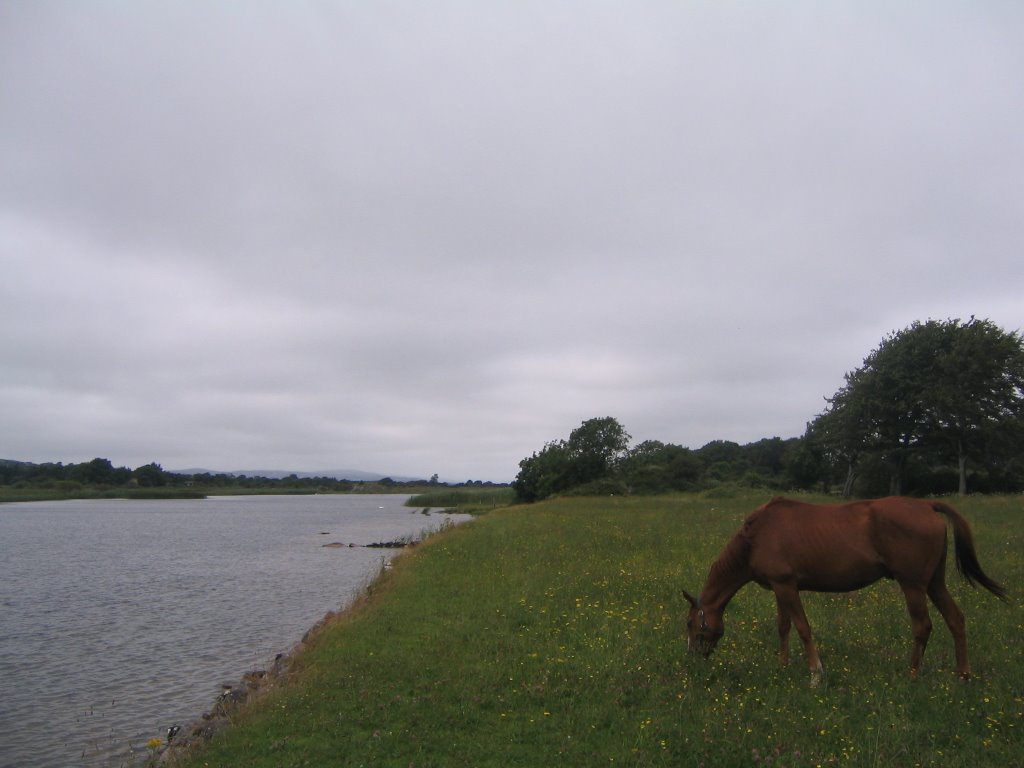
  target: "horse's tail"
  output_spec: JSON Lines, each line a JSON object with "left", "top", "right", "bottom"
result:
{"left": 932, "top": 502, "right": 1008, "bottom": 601}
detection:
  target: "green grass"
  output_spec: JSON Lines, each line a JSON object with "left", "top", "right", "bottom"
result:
{"left": 173, "top": 492, "right": 1024, "bottom": 767}
{"left": 406, "top": 486, "right": 516, "bottom": 514}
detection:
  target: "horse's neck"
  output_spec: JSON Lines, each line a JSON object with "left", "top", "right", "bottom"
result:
{"left": 700, "top": 573, "right": 749, "bottom": 614}
{"left": 701, "top": 532, "right": 752, "bottom": 612}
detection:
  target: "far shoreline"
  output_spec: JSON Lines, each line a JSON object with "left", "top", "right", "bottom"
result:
{"left": 0, "top": 486, "right": 430, "bottom": 504}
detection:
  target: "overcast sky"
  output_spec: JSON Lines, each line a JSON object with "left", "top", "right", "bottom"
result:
{"left": 2, "top": 2, "right": 1023, "bottom": 482}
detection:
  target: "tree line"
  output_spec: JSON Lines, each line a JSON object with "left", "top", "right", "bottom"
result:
{"left": 1, "top": 458, "right": 172, "bottom": 488}
{"left": 0, "top": 459, "right": 443, "bottom": 496}
{"left": 514, "top": 318, "right": 1024, "bottom": 502}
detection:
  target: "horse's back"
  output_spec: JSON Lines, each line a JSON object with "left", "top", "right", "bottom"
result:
{"left": 752, "top": 496, "right": 946, "bottom": 539}
{"left": 863, "top": 496, "right": 948, "bottom": 536}
{"left": 745, "top": 497, "right": 947, "bottom": 591}
{"left": 861, "top": 497, "right": 949, "bottom": 579}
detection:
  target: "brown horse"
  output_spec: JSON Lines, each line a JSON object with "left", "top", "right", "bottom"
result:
{"left": 684, "top": 496, "right": 1006, "bottom": 682}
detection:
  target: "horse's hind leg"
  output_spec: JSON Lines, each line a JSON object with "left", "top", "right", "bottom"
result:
{"left": 898, "top": 583, "right": 932, "bottom": 677}
{"left": 928, "top": 580, "right": 970, "bottom": 680}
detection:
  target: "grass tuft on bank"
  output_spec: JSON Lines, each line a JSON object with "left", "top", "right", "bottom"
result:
{"left": 172, "top": 492, "right": 1023, "bottom": 767}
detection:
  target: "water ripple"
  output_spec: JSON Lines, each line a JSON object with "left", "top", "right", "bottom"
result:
{"left": 0, "top": 495, "right": 468, "bottom": 767}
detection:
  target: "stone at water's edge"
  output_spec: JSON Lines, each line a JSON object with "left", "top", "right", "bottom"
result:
{"left": 365, "top": 540, "right": 416, "bottom": 549}
{"left": 158, "top": 626, "right": 315, "bottom": 762}
{"left": 320, "top": 541, "right": 415, "bottom": 549}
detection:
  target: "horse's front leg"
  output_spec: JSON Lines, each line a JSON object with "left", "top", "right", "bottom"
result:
{"left": 773, "top": 584, "right": 823, "bottom": 684}
{"left": 773, "top": 592, "right": 792, "bottom": 666}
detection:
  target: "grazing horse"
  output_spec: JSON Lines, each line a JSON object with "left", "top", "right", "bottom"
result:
{"left": 684, "top": 497, "right": 1006, "bottom": 682}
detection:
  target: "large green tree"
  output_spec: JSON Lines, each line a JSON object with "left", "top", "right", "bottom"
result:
{"left": 812, "top": 318, "right": 1024, "bottom": 495}
{"left": 928, "top": 318, "right": 1024, "bottom": 493}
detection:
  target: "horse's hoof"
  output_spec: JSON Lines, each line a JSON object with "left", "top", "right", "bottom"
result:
{"left": 809, "top": 669, "right": 824, "bottom": 687}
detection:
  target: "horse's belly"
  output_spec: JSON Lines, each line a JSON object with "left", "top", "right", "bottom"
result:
{"left": 796, "top": 561, "right": 890, "bottom": 592}
{"left": 798, "top": 573, "right": 887, "bottom": 593}
{"left": 750, "top": 532, "right": 892, "bottom": 593}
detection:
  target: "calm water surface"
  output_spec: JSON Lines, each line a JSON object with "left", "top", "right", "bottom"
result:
{"left": 0, "top": 494, "right": 468, "bottom": 767}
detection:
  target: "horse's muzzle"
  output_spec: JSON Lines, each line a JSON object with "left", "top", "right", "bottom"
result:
{"left": 689, "top": 631, "right": 721, "bottom": 658}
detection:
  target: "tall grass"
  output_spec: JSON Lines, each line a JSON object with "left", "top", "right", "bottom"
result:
{"left": 173, "top": 492, "right": 1023, "bottom": 767}
{"left": 0, "top": 486, "right": 208, "bottom": 503}
{"left": 406, "top": 486, "right": 516, "bottom": 514}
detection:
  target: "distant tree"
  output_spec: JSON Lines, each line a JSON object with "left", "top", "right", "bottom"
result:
{"left": 512, "top": 440, "right": 573, "bottom": 502}
{"left": 70, "top": 458, "right": 130, "bottom": 485}
{"left": 810, "top": 367, "right": 876, "bottom": 496}
{"left": 566, "top": 417, "right": 631, "bottom": 486}
{"left": 513, "top": 417, "right": 632, "bottom": 502}
{"left": 621, "top": 440, "right": 702, "bottom": 492}
{"left": 781, "top": 431, "right": 827, "bottom": 491}
{"left": 27, "top": 462, "right": 67, "bottom": 483}
{"left": 696, "top": 440, "right": 748, "bottom": 482}
{"left": 743, "top": 437, "right": 791, "bottom": 478}
{"left": 133, "top": 462, "right": 167, "bottom": 487}
{"left": 696, "top": 440, "right": 742, "bottom": 467}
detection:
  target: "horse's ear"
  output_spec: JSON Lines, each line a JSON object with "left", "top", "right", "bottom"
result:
{"left": 683, "top": 590, "right": 698, "bottom": 608}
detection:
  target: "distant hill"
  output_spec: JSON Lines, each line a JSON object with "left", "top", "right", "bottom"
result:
{"left": 170, "top": 468, "right": 422, "bottom": 483}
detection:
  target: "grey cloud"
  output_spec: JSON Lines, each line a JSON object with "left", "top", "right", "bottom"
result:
{"left": 2, "top": 2, "right": 1023, "bottom": 480}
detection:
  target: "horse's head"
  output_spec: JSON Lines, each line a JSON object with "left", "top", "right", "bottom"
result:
{"left": 684, "top": 590, "right": 724, "bottom": 657}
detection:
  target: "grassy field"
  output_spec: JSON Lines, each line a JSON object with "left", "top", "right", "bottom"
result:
{"left": 172, "top": 491, "right": 1023, "bottom": 767}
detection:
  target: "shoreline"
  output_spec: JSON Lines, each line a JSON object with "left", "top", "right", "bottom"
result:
{"left": 156, "top": 607, "right": 336, "bottom": 764}
{"left": 155, "top": 533, "right": 429, "bottom": 765}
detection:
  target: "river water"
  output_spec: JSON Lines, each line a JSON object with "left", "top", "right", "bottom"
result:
{"left": 0, "top": 494, "right": 468, "bottom": 768}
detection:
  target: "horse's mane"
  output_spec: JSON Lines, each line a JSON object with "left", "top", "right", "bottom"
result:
{"left": 707, "top": 526, "right": 753, "bottom": 587}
